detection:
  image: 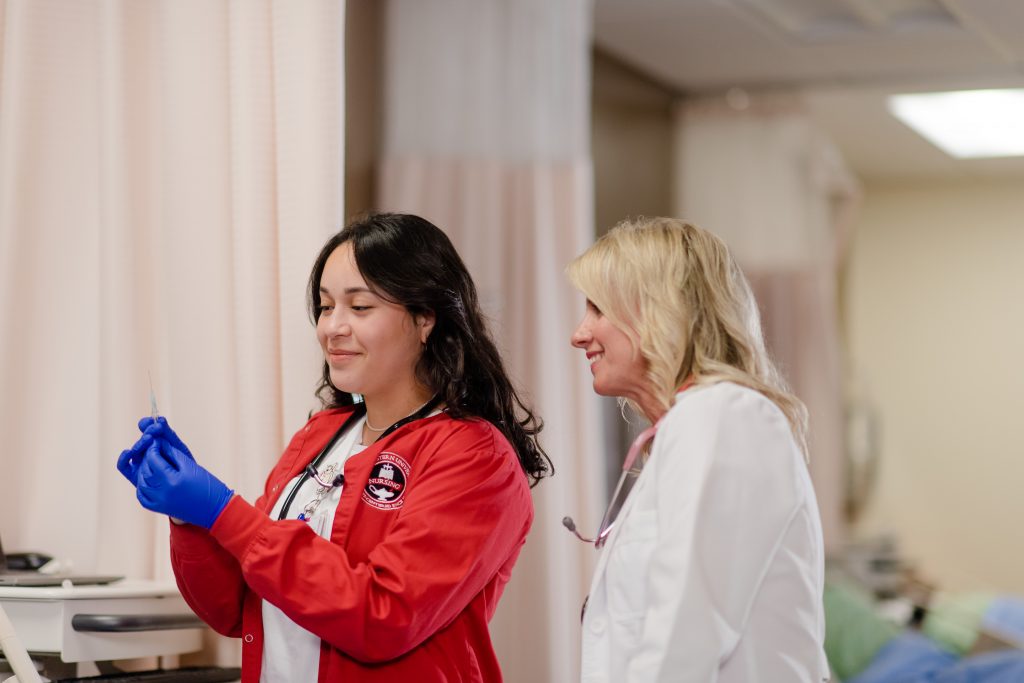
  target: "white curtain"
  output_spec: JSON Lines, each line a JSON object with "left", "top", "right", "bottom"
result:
{"left": 0, "top": 0, "right": 343, "bottom": 612}
{"left": 378, "top": 1, "right": 603, "bottom": 681}
{"left": 673, "top": 94, "right": 861, "bottom": 552}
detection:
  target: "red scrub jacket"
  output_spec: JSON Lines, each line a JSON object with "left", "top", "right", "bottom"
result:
{"left": 168, "top": 406, "right": 534, "bottom": 682}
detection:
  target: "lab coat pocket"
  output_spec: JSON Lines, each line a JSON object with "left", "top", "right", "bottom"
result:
{"left": 606, "top": 508, "right": 657, "bottom": 622}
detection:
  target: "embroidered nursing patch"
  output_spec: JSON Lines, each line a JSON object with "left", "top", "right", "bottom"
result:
{"left": 362, "top": 452, "right": 410, "bottom": 510}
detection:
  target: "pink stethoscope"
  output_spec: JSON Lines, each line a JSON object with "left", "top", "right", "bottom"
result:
{"left": 563, "top": 380, "right": 693, "bottom": 549}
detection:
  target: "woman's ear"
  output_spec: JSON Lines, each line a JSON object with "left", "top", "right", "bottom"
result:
{"left": 416, "top": 311, "right": 436, "bottom": 344}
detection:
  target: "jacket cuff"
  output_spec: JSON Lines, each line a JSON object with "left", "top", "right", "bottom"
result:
{"left": 209, "top": 494, "right": 270, "bottom": 561}
{"left": 169, "top": 518, "right": 217, "bottom": 560}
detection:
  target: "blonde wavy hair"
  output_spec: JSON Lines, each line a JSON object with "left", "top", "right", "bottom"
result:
{"left": 566, "top": 217, "right": 808, "bottom": 457}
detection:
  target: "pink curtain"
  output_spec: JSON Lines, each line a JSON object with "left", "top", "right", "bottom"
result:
{"left": 0, "top": 0, "right": 344, "bottom": 663}
{"left": 747, "top": 268, "right": 846, "bottom": 541}
{"left": 378, "top": 2, "right": 603, "bottom": 680}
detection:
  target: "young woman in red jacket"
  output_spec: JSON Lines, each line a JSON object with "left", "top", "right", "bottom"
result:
{"left": 116, "top": 213, "right": 550, "bottom": 682}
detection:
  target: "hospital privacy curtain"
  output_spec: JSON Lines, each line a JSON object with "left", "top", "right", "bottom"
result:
{"left": 378, "top": 1, "right": 604, "bottom": 681}
{"left": 0, "top": 0, "right": 345, "bottom": 662}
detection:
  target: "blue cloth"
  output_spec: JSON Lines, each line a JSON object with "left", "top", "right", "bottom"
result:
{"left": 849, "top": 631, "right": 1024, "bottom": 683}
{"left": 929, "top": 650, "right": 1024, "bottom": 683}
{"left": 982, "top": 597, "right": 1024, "bottom": 646}
{"left": 848, "top": 633, "right": 957, "bottom": 683}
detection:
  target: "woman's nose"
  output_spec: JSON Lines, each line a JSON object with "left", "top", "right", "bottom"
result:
{"left": 571, "top": 321, "right": 590, "bottom": 348}
{"left": 321, "top": 309, "right": 351, "bottom": 336}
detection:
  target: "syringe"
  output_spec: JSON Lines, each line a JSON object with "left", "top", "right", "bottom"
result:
{"left": 148, "top": 371, "right": 160, "bottom": 424}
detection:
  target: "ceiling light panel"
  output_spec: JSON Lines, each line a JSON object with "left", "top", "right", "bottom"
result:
{"left": 887, "top": 89, "right": 1024, "bottom": 158}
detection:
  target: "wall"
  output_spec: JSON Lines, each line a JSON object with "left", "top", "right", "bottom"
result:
{"left": 844, "top": 176, "right": 1024, "bottom": 592}
{"left": 344, "top": 0, "right": 382, "bottom": 221}
{"left": 590, "top": 48, "right": 675, "bottom": 488}
{"left": 592, "top": 49, "right": 674, "bottom": 235}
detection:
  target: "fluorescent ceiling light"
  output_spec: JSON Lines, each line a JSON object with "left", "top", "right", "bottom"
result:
{"left": 887, "top": 89, "right": 1024, "bottom": 158}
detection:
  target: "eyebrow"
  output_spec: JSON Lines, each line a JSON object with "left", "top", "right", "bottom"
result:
{"left": 319, "top": 286, "right": 376, "bottom": 296}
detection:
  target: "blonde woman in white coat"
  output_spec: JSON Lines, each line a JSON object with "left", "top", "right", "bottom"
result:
{"left": 565, "top": 217, "right": 830, "bottom": 683}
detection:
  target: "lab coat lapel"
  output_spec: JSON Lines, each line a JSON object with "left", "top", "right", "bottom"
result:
{"left": 587, "top": 472, "right": 646, "bottom": 597}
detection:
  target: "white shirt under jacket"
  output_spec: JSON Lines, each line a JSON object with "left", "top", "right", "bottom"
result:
{"left": 580, "top": 382, "right": 830, "bottom": 683}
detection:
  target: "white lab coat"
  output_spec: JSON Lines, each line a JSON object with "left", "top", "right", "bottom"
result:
{"left": 580, "top": 382, "right": 830, "bottom": 683}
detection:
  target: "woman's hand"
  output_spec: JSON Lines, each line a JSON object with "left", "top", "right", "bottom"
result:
{"left": 135, "top": 439, "right": 234, "bottom": 529}
{"left": 116, "top": 431, "right": 153, "bottom": 486}
{"left": 137, "top": 416, "right": 194, "bottom": 461}
{"left": 117, "top": 416, "right": 194, "bottom": 487}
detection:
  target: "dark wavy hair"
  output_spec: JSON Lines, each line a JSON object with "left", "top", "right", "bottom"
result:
{"left": 307, "top": 212, "right": 551, "bottom": 486}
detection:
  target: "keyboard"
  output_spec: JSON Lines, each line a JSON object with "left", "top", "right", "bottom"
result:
{"left": 56, "top": 666, "right": 241, "bottom": 682}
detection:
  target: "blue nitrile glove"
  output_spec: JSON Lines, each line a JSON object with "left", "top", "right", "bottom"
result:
{"left": 117, "top": 416, "right": 195, "bottom": 487}
{"left": 137, "top": 416, "right": 194, "bottom": 461}
{"left": 135, "top": 439, "right": 234, "bottom": 529}
{"left": 117, "top": 431, "right": 155, "bottom": 487}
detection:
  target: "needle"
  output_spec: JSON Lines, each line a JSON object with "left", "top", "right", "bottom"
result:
{"left": 148, "top": 371, "right": 160, "bottom": 424}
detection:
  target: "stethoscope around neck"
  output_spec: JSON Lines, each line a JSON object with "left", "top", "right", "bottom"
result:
{"left": 276, "top": 395, "right": 442, "bottom": 521}
{"left": 562, "top": 379, "right": 694, "bottom": 548}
